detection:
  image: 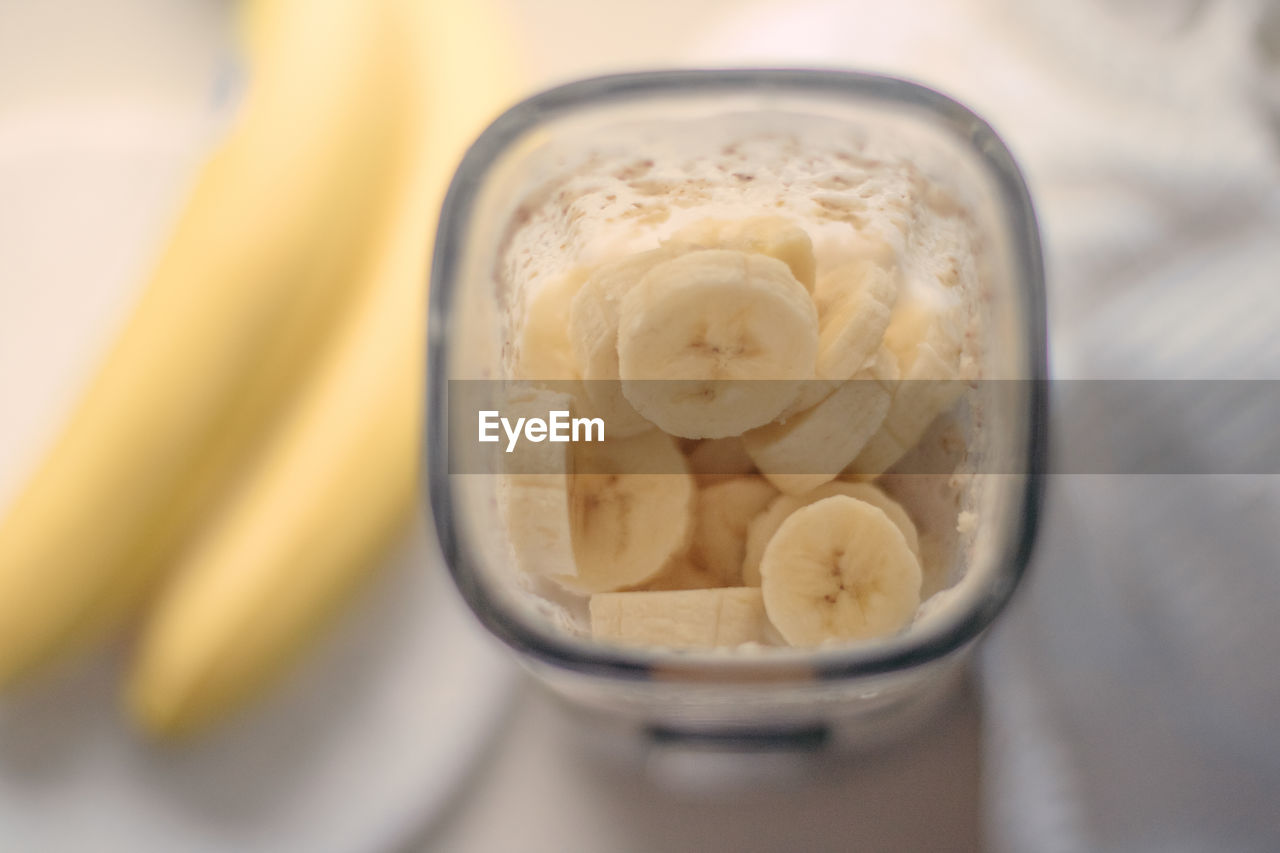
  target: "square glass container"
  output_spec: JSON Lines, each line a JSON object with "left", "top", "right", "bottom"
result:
{"left": 427, "top": 70, "right": 1046, "bottom": 749}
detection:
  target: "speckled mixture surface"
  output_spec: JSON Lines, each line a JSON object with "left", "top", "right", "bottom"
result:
{"left": 499, "top": 112, "right": 985, "bottom": 377}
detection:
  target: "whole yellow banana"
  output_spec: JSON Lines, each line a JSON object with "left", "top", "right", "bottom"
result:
{"left": 0, "top": 0, "right": 415, "bottom": 688}
{"left": 0, "top": 0, "right": 414, "bottom": 685}
{"left": 126, "top": 0, "right": 519, "bottom": 737}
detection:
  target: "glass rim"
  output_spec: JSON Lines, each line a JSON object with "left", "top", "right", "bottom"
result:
{"left": 426, "top": 68, "right": 1048, "bottom": 685}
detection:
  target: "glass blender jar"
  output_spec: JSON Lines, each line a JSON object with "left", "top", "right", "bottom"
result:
{"left": 426, "top": 69, "right": 1046, "bottom": 753}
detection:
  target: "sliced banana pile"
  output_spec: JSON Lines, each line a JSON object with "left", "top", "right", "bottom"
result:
{"left": 505, "top": 214, "right": 968, "bottom": 650}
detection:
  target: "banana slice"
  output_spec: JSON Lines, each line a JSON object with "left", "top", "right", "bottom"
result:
{"left": 617, "top": 249, "right": 818, "bottom": 439}
{"left": 513, "top": 267, "right": 590, "bottom": 381}
{"left": 743, "top": 479, "right": 919, "bottom": 586}
{"left": 881, "top": 299, "right": 967, "bottom": 450}
{"left": 813, "top": 258, "right": 899, "bottom": 382}
{"left": 556, "top": 430, "right": 695, "bottom": 593}
{"left": 845, "top": 297, "right": 967, "bottom": 477}
{"left": 775, "top": 251, "right": 898, "bottom": 419}
{"left": 590, "top": 587, "right": 770, "bottom": 648}
{"left": 668, "top": 215, "right": 816, "bottom": 291}
{"left": 501, "top": 386, "right": 578, "bottom": 578}
{"left": 684, "top": 436, "right": 757, "bottom": 486}
{"left": 760, "top": 495, "right": 921, "bottom": 646}
{"left": 742, "top": 348, "right": 896, "bottom": 495}
{"left": 568, "top": 247, "right": 680, "bottom": 437}
{"left": 689, "top": 476, "right": 779, "bottom": 586}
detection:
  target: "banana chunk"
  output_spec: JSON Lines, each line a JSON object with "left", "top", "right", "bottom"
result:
{"left": 668, "top": 215, "right": 816, "bottom": 291}
{"left": 743, "top": 479, "right": 919, "bottom": 586}
{"left": 501, "top": 386, "right": 578, "bottom": 578}
{"left": 556, "top": 430, "right": 695, "bottom": 593}
{"left": 743, "top": 348, "right": 896, "bottom": 495}
{"left": 513, "top": 267, "right": 590, "bottom": 381}
{"left": 590, "top": 587, "right": 770, "bottom": 648}
{"left": 569, "top": 247, "right": 681, "bottom": 437}
{"left": 846, "top": 297, "right": 967, "bottom": 477}
{"left": 760, "top": 495, "right": 921, "bottom": 646}
{"left": 617, "top": 249, "right": 818, "bottom": 439}
{"left": 690, "top": 475, "right": 779, "bottom": 586}
{"left": 813, "top": 258, "right": 899, "bottom": 382}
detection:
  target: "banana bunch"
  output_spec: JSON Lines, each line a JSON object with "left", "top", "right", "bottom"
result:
{"left": 0, "top": 0, "right": 516, "bottom": 737}
{"left": 506, "top": 214, "right": 968, "bottom": 648}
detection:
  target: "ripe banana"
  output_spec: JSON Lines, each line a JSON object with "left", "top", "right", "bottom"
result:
{"left": 743, "top": 347, "right": 896, "bottom": 495}
{"left": 568, "top": 247, "right": 678, "bottom": 437}
{"left": 689, "top": 476, "right": 778, "bottom": 586}
{"left": 500, "top": 387, "right": 577, "bottom": 579}
{"left": 668, "top": 215, "right": 816, "bottom": 291}
{"left": 125, "top": 0, "right": 518, "bottom": 736}
{"left": 759, "top": 495, "right": 921, "bottom": 646}
{"left": 743, "top": 479, "right": 919, "bottom": 586}
{"left": 617, "top": 249, "right": 818, "bottom": 439}
{"left": 590, "top": 587, "right": 769, "bottom": 648}
{"left": 0, "top": 0, "right": 412, "bottom": 688}
{"left": 555, "top": 430, "right": 696, "bottom": 594}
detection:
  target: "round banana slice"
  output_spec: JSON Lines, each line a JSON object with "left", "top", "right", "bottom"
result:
{"left": 760, "top": 495, "right": 921, "bottom": 646}
{"left": 590, "top": 587, "right": 770, "bottom": 648}
{"left": 684, "top": 436, "right": 757, "bottom": 486}
{"left": 617, "top": 249, "right": 818, "bottom": 439}
{"left": 742, "top": 348, "right": 896, "bottom": 496}
{"left": 668, "top": 215, "right": 816, "bottom": 292}
{"left": 568, "top": 247, "right": 681, "bottom": 436}
{"left": 690, "top": 475, "right": 779, "bottom": 586}
{"left": 555, "top": 430, "right": 695, "bottom": 593}
{"left": 743, "top": 479, "right": 919, "bottom": 586}
{"left": 813, "top": 258, "right": 898, "bottom": 381}
{"left": 513, "top": 267, "right": 590, "bottom": 381}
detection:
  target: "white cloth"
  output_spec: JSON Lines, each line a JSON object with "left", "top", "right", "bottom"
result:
{"left": 694, "top": 1, "right": 1280, "bottom": 849}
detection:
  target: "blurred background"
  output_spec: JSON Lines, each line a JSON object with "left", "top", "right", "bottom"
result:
{"left": 2, "top": 0, "right": 1279, "bottom": 851}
